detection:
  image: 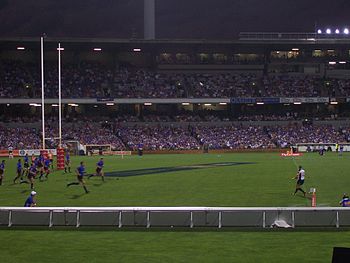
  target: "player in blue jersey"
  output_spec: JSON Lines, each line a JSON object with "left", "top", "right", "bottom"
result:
{"left": 340, "top": 194, "right": 350, "bottom": 207}
{"left": 37, "top": 154, "right": 45, "bottom": 179}
{"left": 22, "top": 154, "right": 30, "bottom": 178}
{"left": 13, "top": 159, "right": 24, "bottom": 184}
{"left": 24, "top": 191, "right": 37, "bottom": 207}
{"left": 40, "top": 158, "right": 51, "bottom": 181}
{"left": 88, "top": 158, "right": 105, "bottom": 181}
{"left": 0, "top": 160, "right": 5, "bottom": 185}
{"left": 64, "top": 152, "right": 71, "bottom": 173}
{"left": 21, "top": 163, "right": 37, "bottom": 189}
{"left": 67, "top": 161, "right": 89, "bottom": 193}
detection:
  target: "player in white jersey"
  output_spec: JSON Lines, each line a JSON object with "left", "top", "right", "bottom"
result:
{"left": 293, "top": 166, "right": 306, "bottom": 196}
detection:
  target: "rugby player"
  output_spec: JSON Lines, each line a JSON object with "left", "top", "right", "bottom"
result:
{"left": 64, "top": 152, "right": 71, "bottom": 173}
{"left": 67, "top": 161, "right": 89, "bottom": 193}
{"left": 88, "top": 158, "right": 105, "bottom": 181}
{"left": 13, "top": 159, "right": 23, "bottom": 184}
{"left": 0, "top": 160, "right": 5, "bottom": 185}
{"left": 293, "top": 165, "right": 306, "bottom": 197}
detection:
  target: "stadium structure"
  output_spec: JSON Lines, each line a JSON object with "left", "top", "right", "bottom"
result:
{"left": 2, "top": 21, "right": 350, "bottom": 263}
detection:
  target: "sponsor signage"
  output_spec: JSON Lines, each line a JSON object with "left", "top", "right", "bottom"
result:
{"left": 231, "top": 98, "right": 256, "bottom": 104}
{"left": 97, "top": 98, "right": 114, "bottom": 102}
{"left": 280, "top": 97, "right": 329, "bottom": 103}
{"left": 18, "top": 149, "right": 57, "bottom": 157}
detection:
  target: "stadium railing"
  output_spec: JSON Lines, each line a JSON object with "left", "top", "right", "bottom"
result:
{"left": 1, "top": 207, "right": 349, "bottom": 228}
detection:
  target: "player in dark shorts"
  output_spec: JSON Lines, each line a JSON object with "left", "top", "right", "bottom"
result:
{"left": 64, "top": 152, "right": 71, "bottom": 173}
{"left": 293, "top": 166, "right": 306, "bottom": 196}
{"left": 13, "top": 159, "right": 24, "bottom": 184}
{"left": 88, "top": 158, "right": 104, "bottom": 181}
{"left": 67, "top": 161, "right": 89, "bottom": 193}
{"left": 21, "top": 163, "right": 37, "bottom": 190}
{"left": 37, "top": 154, "right": 45, "bottom": 179}
{"left": 0, "top": 160, "right": 5, "bottom": 186}
{"left": 31, "top": 154, "right": 36, "bottom": 165}
{"left": 22, "top": 154, "right": 30, "bottom": 178}
{"left": 40, "top": 158, "right": 51, "bottom": 181}
{"left": 48, "top": 152, "right": 54, "bottom": 169}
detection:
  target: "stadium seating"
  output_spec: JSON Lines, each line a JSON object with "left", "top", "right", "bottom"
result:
{"left": 1, "top": 60, "right": 350, "bottom": 98}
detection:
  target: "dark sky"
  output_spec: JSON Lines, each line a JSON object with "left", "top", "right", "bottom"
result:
{"left": 0, "top": 0, "right": 348, "bottom": 39}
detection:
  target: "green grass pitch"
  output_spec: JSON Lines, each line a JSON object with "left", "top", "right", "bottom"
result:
{"left": 0, "top": 152, "right": 350, "bottom": 262}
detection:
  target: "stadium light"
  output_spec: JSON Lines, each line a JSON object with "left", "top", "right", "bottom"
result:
{"left": 335, "top": 29, "right": 340, "bottom": 34}
{"left": 68, "top": 103, "right": 79, "bottom": 107}
{"left": 330, "top": 101, "right": 338, "bottom": 105}
{"left": 29, "top": 103, "right": 42, "bottom": 107}
{"left": 144, "top": 102, "right": 152, "bottom": 106}
{"left": 51, "top": 104, "right": 59, "bottom": 107}
{"left": 17, "top": 47, "right": 25, "bottom": 50}
{"left": 106, "top": 103, "right": 114, "bottom": 106}
{"left": 293, "top": 102, "right": 302, "bottom": 105}
{"left": 219, "top": 102, "right": 227, "bottom": 105}
{"left": 204, "top": 103, "right": 212, "bottom": 106}
{"left": 256, "top": 102, "right": 264, "bottom": 105}
{"left": 57, "top": 47, "right": 64, "bottom": 51}
{"left": 317, "top": 29, "right": 322, "bottom": 34}
{"left": 133, "top": 48, "right": 141, "bottom": 52}
{"left": 344, "top": 28, "right": 349, "bottom": 34}
{"left": 339, "top": 61, "right": 347, "bottom": 64}
{"left": 93, "top": 48, "right": 102, "bottom": 51}
{"left": 326, "top": 28, "right": 332, "bottom": 34}
{"left": 182, "top": 102, "right": 190, "bottom": 105}
{"left": 329, "top": 61, "right": 337, "bottom": 65}
{"left": 292, "top": 48, "right": 299, "bottom": 51}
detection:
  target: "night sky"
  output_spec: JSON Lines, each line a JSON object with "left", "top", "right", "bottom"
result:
{"left": 0, "top": 0, "right": 348, "bottom": 39}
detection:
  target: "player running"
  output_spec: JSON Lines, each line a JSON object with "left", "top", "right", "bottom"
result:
{"left": 40, "top": 158, "right": 51, "bottom": 181}
{"left": 48, "top": 152, "right": 54, "bottom": 169}
{"left": 13, "top": 159, "right": 24, "bottom": 184}
{"left": 31, "top": 154, "right": 36, "bottom": 165}
{"left": 24, "top": 191, "right": 37, "bottom": 207}
{"left": 293, "top": 165, "right": 306, "bottom": 197}
{"left": 67, "top": 161, "right": 89, "bottom": 193}
{"left": 22, "top": 154, "right": 30, "bottom": 178}
{"left": 37, "top": 154, "right": 45, "bottom": 179}
{"left": 64, "top": 152, "right": 71, "bottom": 173}
{"left": 88, "top": 158, "right": 105, "bottom": 181}
{"left": 0, "top": 160, "right": 5, "bottom": 185}
{"left": 21, "top": 163, "right": 37, "bottom": 190}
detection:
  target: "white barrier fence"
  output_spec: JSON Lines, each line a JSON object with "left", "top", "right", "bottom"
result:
{"left": 1, "top": 207, "right": 350, "bottom": 228}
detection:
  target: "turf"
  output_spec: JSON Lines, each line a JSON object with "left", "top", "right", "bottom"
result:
{"left": 0, "top": 229, "right": 350, "bottom": 263}
{"left": 0, "top": 152, "right": 348, "bottom": 207}
{"left": 0, "top": 152, "right": 350, "bottom": 262}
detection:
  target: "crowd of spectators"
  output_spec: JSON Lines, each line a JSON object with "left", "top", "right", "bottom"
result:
{"left": 1, "top": 122, "right": 350, "bottom": 151}
{"left": 119, "top": 125, "right": 200, "bottom": 150}
{"left": 2, "top": 60, "right": 350, "bottom": 99}
{"left": 194, "top": 125, "right": 276, "bottom": 149}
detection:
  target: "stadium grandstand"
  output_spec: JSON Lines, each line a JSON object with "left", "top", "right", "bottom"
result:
{"left": 1, "top": 37, "right": 350, "bottom": 154}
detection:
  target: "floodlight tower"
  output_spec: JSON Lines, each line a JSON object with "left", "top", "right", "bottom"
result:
{"left": 144, "top": 0, "right": 155, "bottom": 39}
